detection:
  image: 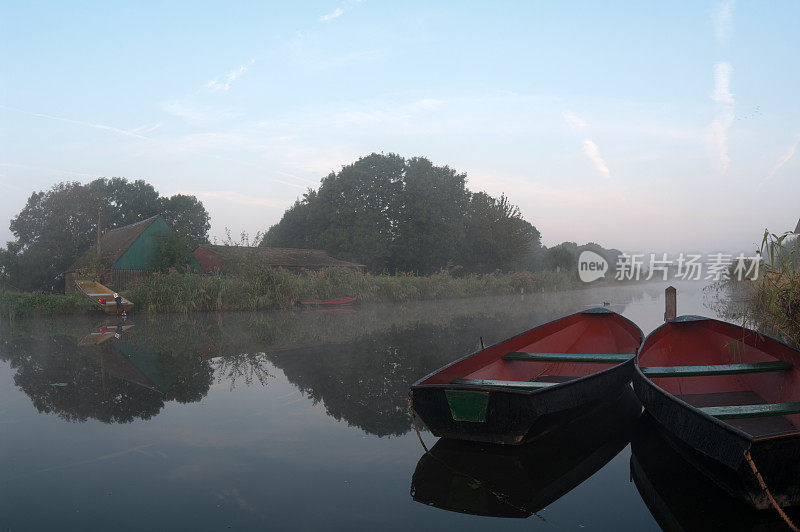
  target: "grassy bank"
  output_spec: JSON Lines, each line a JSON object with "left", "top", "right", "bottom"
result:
{"left": 719, "top": 231, "right": 800, "bottom": 346}
{"left": 0, "top": 291, "right": 95, "bottom": 321}
{"left": 125, "top": 268, "right": 582, "bottom": 313}
{"left": 750, "top": 232, "right": 800, "bottom": 345}
{"left": 0, "top": 268, "right": 586, "bottom": 318}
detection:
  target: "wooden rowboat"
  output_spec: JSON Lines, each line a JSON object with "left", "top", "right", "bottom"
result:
{"left": 633, "top": 316, "right": 800, "bottom": 509}
{"left": 410, "top": 308, "right": 643, "bottom": 445}
{"left": 298, "top": 296, "right": 357, "bottom": 307}
{"left": 75, "top": 280, "right": 133, "bottom": 315}
{"left": 411, "top": 387, "right": 641, "bottom": 518}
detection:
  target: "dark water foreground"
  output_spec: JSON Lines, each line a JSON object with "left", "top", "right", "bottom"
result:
{"left": 0, "top": 282, "right": 791, "bottom": 530}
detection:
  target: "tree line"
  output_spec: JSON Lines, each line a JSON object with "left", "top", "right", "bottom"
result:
{"left": 262, "top": 153, "right": 541, "bottom": 273}
{"left": 0, "top": 155, "right": 624, "bottom": 292}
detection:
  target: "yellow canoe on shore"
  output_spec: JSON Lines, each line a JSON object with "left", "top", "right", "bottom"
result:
{"left": 75, "top": 280, "right": 134, "bottom": 315}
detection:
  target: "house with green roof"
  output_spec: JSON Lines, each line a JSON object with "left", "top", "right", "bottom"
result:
{"left": 66, "top": 215, "right": 198, "bottom": 292}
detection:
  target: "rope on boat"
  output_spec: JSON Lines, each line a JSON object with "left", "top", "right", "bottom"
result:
{"left": 743, "top": 449, "right": 798, "bottom": 531}
{"left": 407, "top": 393, "right": 556, "bottom": 527}
{"left": 408, "top": 394, "right": 429, "bottom": 453}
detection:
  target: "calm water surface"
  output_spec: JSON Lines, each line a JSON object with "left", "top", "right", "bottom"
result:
{"left": 0, "top": 281, "right": 774, "bottom": 530}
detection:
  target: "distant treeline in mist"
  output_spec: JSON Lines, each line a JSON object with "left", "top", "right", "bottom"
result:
{"left": 263, "top": 153, "right": 622, "bottom": 274}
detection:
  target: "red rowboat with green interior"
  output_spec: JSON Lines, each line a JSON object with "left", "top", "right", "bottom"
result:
{"left": 633, "top": 315, "right": 800, "bottom": 509}
{"left": 410, "top": 308, "right": 643, "bottom": 445}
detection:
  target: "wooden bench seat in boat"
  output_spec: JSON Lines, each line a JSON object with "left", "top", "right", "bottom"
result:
{"left": 450, "top": 378, "right": 557, "bottom": 390}
{"left": 502, "top": 352, "right": 631, "bottom": 363}
{"left": 700, "top": 402, "right": 800, "bottom": 419}
{"left": 641, "top": 361, "right": 792, "bottom": 378}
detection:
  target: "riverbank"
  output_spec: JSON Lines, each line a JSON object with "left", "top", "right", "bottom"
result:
{"left": 714, "top": 232, "right": 799, "bottom": 346}
{"left": 0, "top": 291, "right": 95, "bottom": 321}
{"left": 1, "top": 268, "right": 585, "bottom": 319}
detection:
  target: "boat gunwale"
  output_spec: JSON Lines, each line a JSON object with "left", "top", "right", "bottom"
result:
{"left": 634, "top": 315, "right": 800, "bottom": 445}
{"left": 410, "top": 307, "right": 644, "bottom": 395}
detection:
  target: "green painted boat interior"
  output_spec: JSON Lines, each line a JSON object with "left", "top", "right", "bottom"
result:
{"left": 503, "top": 352, "right": 631, "bottom": 363}
{"left": 700, "top": 402, "right": 800, "bottom": 419}
{"left": 641, "top": 361, "right": 792, "bottom": 378}
{"left": 444, "top": 389, "right": 490, "bottom": 422}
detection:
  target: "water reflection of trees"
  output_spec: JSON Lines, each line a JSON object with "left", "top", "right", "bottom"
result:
{"left": 268, "top": 310, "right": 577, "bottom": 437}
{"left": 0, "top": 329, "right": 214, "bottom": 424}
{"left": 1, "top": 290, "right": 625, "bottom": 432}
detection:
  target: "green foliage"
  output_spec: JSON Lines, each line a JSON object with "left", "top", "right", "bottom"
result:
{"left": 752, "top": 231, "right": 800, "bottom": 345}
{"left": 544, "top": 245, "right": 575, "bottom": 271}
{"left": 123, "top": 268, "right": 580, "bottom": 313}
{"left": 0, "top": 178, "right": 210, "bottom": 292}
{"left": 262, "top": 153, "right": 539, "bottom": 273}
{"left": 716, "top": 230, "right": 800, "bottom": 346}
{"left": 0, "top": 291, "right": 94, "bottom": 322}
{"left": 151, "top": 233, "right": 195, "bottom": 273}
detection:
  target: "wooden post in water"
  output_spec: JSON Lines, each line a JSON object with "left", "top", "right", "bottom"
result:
{"left": 664, "top": 286, "right": 677, "bottom": 322}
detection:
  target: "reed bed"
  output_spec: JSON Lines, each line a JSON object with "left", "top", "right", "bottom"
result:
{"left": 124, "top": 268, "right": 581, "bottom": 313}
{"left": 0, "top": 291, "right": 94, "bottom": 321}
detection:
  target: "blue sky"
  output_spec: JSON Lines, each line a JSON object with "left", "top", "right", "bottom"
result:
{"left": 1, "top": 1, "right": 798, "bottom": 253}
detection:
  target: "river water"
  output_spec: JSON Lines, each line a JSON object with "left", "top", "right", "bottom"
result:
{"left": 0, "top": 281, "right": 786, "bottom": 530}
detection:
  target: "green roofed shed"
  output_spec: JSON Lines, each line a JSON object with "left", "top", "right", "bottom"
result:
{"left": 66, "top": 215, "right": 199, "bottom": 291}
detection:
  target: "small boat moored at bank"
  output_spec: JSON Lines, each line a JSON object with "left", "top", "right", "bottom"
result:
{"left": 410, "top": 308, "right": 643, "bottom": 445}
{"left": 633, "top": 315, "right": 800, "bottom": 510}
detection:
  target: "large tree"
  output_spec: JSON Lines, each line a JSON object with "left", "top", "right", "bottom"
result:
{"left": 263, "top": 153, "right": 539, "bottom": 273}
{"left": 0, "top": 178, "right": 210, "bottom": 291}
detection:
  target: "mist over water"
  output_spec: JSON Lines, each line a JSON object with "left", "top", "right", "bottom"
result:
{"left": 0, "top": 282, "right": 739, "bottom": 530}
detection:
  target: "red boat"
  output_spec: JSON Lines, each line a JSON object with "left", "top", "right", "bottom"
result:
{"left": 298, "top": 296, "right": 357, "bottom": 306}
{"left": 633, "top": 316, "right": 800, "bottom": 509}
{"left": 410, "top": 308, "right": 643, "bottom": 445}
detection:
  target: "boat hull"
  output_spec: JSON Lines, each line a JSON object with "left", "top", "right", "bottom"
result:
{"left": 411, "top": 308, "right": 643, "bottom": 444}
{"left": 633, "top": 316, "right": 800, "bottom": 509}
{"left": 413, "top": 361, "right": 635, "bottom": 444}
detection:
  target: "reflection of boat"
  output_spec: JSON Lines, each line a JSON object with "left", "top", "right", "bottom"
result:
{"left": 634, "top": 316, "right": 800, "bottom": 509}
{"left": 410, "top": 308, "right": 643, "bottom": 444}
{"left": 77, "top": 322, "right": 135, "bottom": 346}
{"left": 631, "top": 413, "right": 800, "bottom": 530}
{"left": 75, "top": 279, "right": 134, "bottom": 314}
{"left": 410, "top": 388, "right": 641, "bottom": 517}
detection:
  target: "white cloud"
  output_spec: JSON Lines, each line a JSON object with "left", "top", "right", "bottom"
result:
{"left": 206, "top": 59, "right": 255, "bottom": 92}
{"left": 160, "top": 100, "right": 242, "bottom": 125}
{"left": 189, "top": 190, "right": 287, "bottom": 208}
{"left": 582, "top": 139, "right": 611, "bottom": 180}
{"left": 709, "top": 62, "right": 734, "bottom": 173}
{"left": 320, "top": 0, "right": 364, "bottom": 22}
{"left": 712, "top": 1, "right": 733, "bottom": 45}
{"left": 273, "top": 179, "right": 309, "bottom": 190}
{"left": 764, "top": 134, "right": 800, "bottom": 183}
{"left": 321, "top": 8, "right": 344, "bottom": 21}
{"left": 563, "top": 110, "right": 588, "bottom": 130}
{"left": 0, "top": 105, "right": 149, "bottom": 139}
{"left": 563, "top": 110, "right": 610, "bottom": 179}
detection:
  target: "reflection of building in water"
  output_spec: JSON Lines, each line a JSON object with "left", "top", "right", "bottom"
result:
{"left": 410, "top": 389, "right": 641, "bottom": 518}
{"left": 631, "top": 414, "right": 800, "bottom": 530}
{"left": 0, "top": 322, "right": 213, "bottom": 424}
{"left": 0, "top": 291, "right": 627, "bottom": 432}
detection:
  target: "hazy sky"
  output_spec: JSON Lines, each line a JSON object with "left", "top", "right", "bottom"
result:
{"left": 1, "top": 1, "right": 798, "bottom": 254}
